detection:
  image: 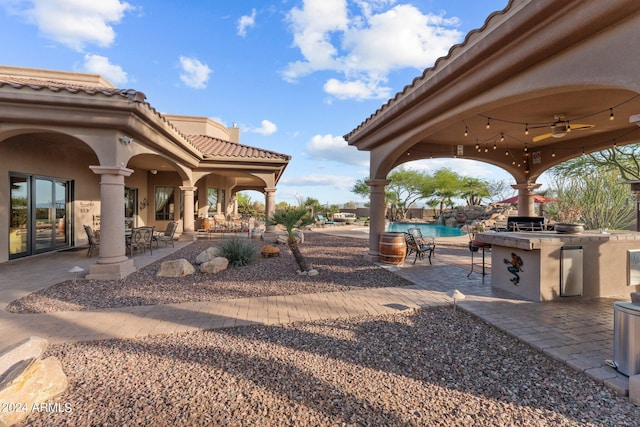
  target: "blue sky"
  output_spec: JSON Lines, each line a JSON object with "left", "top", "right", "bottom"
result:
{"left": 0, "top": 0, "right": 514, "bottom": 206}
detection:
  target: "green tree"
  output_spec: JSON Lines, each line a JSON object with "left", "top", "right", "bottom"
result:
{"left": 552, "top": 144, "right": 640, "bottom": 181}
{"left": 385, "top": 167, "right": 427, "bottom": 220}
{"left": 267, "top": 206, "right": 315, "bottom": 272}
{"left": 427, "top": 168, "right": 462, "bottom": 213}
{"left": 460, "top": 176, "right": 490, "bottom": 205}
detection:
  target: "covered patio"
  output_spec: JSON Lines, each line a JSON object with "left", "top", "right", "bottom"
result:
{"left": 345, "top": 0, "right": 640, "bottom": 263}
{"left": 0, "top": 66, "right": 290, "bottom": 279}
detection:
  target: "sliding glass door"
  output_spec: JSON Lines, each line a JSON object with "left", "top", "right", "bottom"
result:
{"left": 9, "top": 174, "right": 72, "bottom": 259}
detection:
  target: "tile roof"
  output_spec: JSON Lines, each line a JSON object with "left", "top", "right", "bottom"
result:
{"left": 0, "top": 75, "right": 146, "bottom": 101}
{"left": 187, "top": 134, "right": 291, "bottom": 161}
{"left": 0, "top": 70, "right": 291, "bottom": 164}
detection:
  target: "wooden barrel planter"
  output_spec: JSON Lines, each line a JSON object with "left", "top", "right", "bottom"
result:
{"left": 379, "top": 232, "right": 407, "bottom": 265}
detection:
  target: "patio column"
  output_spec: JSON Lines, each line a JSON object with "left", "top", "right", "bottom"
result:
{"left": 364, "top": 179, "right": 390, "bottom": 262}
{"left": 512, "top": 183, "right": 542, "bottom": 216}
{"left": 86, "top": 166, "right": 136, "bottom": 280}
{"left": 263, "top": 187, "right": 277, "bottom": 238}
{"left": 180, "top": 185, "right": 197, "bottom": 239}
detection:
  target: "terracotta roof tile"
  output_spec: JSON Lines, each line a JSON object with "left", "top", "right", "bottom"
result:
{"left": 0, "top": 75, "right": 146, "bottom": 101}
{"left": 188, "top": 134, "right": 291, "bottom": 161}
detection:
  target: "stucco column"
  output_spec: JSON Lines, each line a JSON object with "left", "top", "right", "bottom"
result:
{"left": 512, "top": 183, "right": 542, "bottom": 216}
{"left": 263, "top": 187, "right": 276, "bottom": 233}
{"left": 364, "top": 179, "right": 390, "bottom": 262}
{"left": 86, "top": 166, "right": 136, "bottom": 280}
{"left": 180, "top": 186, "right": 197, "bottom": 240}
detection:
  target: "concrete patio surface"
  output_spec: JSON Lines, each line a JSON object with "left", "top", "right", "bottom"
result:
{"left": 0, "top": 228, "right": 634, "bottom": 396}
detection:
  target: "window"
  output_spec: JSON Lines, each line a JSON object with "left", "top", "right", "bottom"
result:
{"left": 155, "top": 186, "right": 175, "bottom": 220}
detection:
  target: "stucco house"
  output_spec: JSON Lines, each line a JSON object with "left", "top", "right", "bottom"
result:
{"left": 0, "top": 65, "right": 290, "bottom": 279}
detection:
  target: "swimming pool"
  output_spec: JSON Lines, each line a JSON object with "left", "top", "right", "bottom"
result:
{"left": 385, "top": 222, "right": 465, "bottom": 237}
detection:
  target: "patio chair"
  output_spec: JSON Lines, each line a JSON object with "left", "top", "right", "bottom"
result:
{"left": 127, "top": 226, "right": 154, "bottom": 256}
{"left": 404, "top": 232, "right": 435, "bottom": 264}
{"left": 84, "top": 225, "right": 99, "bottom": 257}
{"left": 407, "top": 227, "right": 436, "bottom": 258}
{"left": 154, "top": 221, "right": 178, "bottom": 247}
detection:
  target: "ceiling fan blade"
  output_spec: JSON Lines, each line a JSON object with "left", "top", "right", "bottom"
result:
{"left": 569, "top": 123, "right": 595, "bottom": 131}
{"left": 532, "top": 133, "right": 553, "bottom": 142}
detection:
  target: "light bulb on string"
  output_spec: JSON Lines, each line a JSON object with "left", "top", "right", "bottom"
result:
{"left": 464, "top": 125, "right": 469, "bottom": 136}
{"left": 486, "top": 118, "right": 491, "bottom": 129}
{"left": 552, "top": 149, "right": 556, "bottom": 158}
{"left": 524, "top": 123, "right": 529, "bottom": 135}
{"left": 500, "top": 133, "right": 504, "bottom": 142}
{"left": 493, "top": 142, "right": 497, "bottom": 150}
{"left": 610, "top": 108, "right": 615, "bottom": 120}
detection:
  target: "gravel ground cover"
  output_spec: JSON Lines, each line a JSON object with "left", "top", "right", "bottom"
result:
{"left": 22, "top": 307, "right": 640, "bottom": 426}
{"left": 7, "top": 232, "right": 413, "bottom": 313}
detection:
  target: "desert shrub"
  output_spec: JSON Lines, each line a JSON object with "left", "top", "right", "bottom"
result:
{"left": 219, "top": 237, "right": 258, "bottom": 267}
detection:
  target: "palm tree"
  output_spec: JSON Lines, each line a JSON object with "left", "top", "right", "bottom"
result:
{"left": 268, "top": 206, "right": 315, "bottom": 273}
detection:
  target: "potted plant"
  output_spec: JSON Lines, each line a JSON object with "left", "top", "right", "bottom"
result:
{"left": 555, "top": 206, "right": 585, "bottom": 234}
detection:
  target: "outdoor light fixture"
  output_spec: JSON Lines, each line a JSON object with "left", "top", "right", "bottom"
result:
{"left": 69, "top": 266, "right": 84, "bottom": 284}
{"left": 610, "top": 108, "right": 615, "bottom": 120}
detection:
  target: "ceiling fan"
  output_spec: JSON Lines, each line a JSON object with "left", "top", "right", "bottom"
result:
{"left": 531, "top": 115, "right": 595, "bottom": 143}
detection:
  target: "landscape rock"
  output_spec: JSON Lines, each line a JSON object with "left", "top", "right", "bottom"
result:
{"left": 0, "top": 336, "right": 48, "bottom": 376}
{"left": 0, "top": 357, "right": 68, "bottom": 427}
{"left": 156, "top": 259, "right": 195, "bottom": 277}
{"left": 200, "top": 257, "right": 229, "bottom": 274}
{"left": 195, "top": 246, "right": 222, "bottom": 264}
{"left": 276, "top": 231, "right": 304, "bottom": 245}
{"left": 261, "top": 245, "right": 280, "bottom": 257}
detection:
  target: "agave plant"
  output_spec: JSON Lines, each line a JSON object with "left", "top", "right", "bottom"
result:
{"left": 267, "top": 206, "right": 315, "bottom": 272}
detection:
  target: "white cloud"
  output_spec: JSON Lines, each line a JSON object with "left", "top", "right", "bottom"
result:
{"left": 251, "top": 119, "right": 277, "bottom": 135}
{"left": 82, "top": 54, "right": 127, "bottom": 85}
{"left": 6, "top": 0, "right": 133, "bottom": 51}
{"left": 237, "top": 8, "right": 256, "bottom": 37}
{"left": 283, "top": 0, "right": 461, "bottom": 101}
{"left": 306, "top": 134, "right": 369, "bottom": 166}
{"left": 178, "top": 56, "right": 212, "bottom": 89}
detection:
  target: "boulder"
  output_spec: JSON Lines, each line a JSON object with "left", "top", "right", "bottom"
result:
{"left": 276, "top": 231, "right": 304, "bottom": 245}
{"left": 0, "top": 357, "right": 68, "bottom": 426}
{"left": 0, "top": 337, "right": 68, "bottom": 427}
{"left": 195, "top": 246, "right": 222, "bottom": 264}
{"left": 261, "top": 245, "right": 281, "bottom": 258}
{"left": 157, "top": 259, "right": 195, "bottom": 277}
{"left": 200, "top": 257, "right": 229, "bottom": 274}
{"left": 0, "top": 336, "right": 48, "bottom": 376}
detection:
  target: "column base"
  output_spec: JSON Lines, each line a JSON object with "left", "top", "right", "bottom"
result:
{"left": 86, "top": 259, "right": 136, "bottom": 280}
{"left": 363, "top": 251, "right": 380, "bottom": 263}
{"left": 179, "top": 232, "right": 197, "bottom": 241}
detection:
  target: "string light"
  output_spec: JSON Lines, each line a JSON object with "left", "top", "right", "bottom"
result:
{"left": 484, "top": 144, "right": 488, "bottom": 153}
{"left": 524, "top": 123, "right": 529, "bottom": 135}
{"left": 552, "top": 149, "right": 556, "bottom": 158}
{"left": 475, "top": 142, "right": 480, "bottom": 151}
{"left": 505, "top": 149, "right": 509, "bottom": 156}
{"left": 464, "top": 125, "right": 469, "bottom": 136}
{"left": 500, "top": 133, "right": 504, "bottom": 142}
{"left": 486, "top": 118, "right": 491, "bottom": 129}
{"left": 610, "top": 108, "right": 615, "bottom": 120}
{"left": 493, "top": 142, "right": 497, "bottom": 150}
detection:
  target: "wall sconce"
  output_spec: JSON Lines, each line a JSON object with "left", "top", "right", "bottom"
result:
{"left": 119, "top": 135, "right": 134, "bottom": 144}
{"left": 150, "top": 169, "right": 158, "bottom": 175}
{"left": 139, "top": 197, "right": 148, "bottom": 210}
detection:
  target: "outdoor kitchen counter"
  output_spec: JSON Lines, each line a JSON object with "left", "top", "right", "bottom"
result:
{"left": 475, "top": 231, "right": 640, "bottom": 302}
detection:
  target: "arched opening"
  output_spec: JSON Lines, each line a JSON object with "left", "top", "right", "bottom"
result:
{"left": 1, "top": 131, "right": 99, "bottom": 259}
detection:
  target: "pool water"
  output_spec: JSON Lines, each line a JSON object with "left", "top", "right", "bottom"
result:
{"left": 385, "top": 222, "right": 465, "bottom": 237}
